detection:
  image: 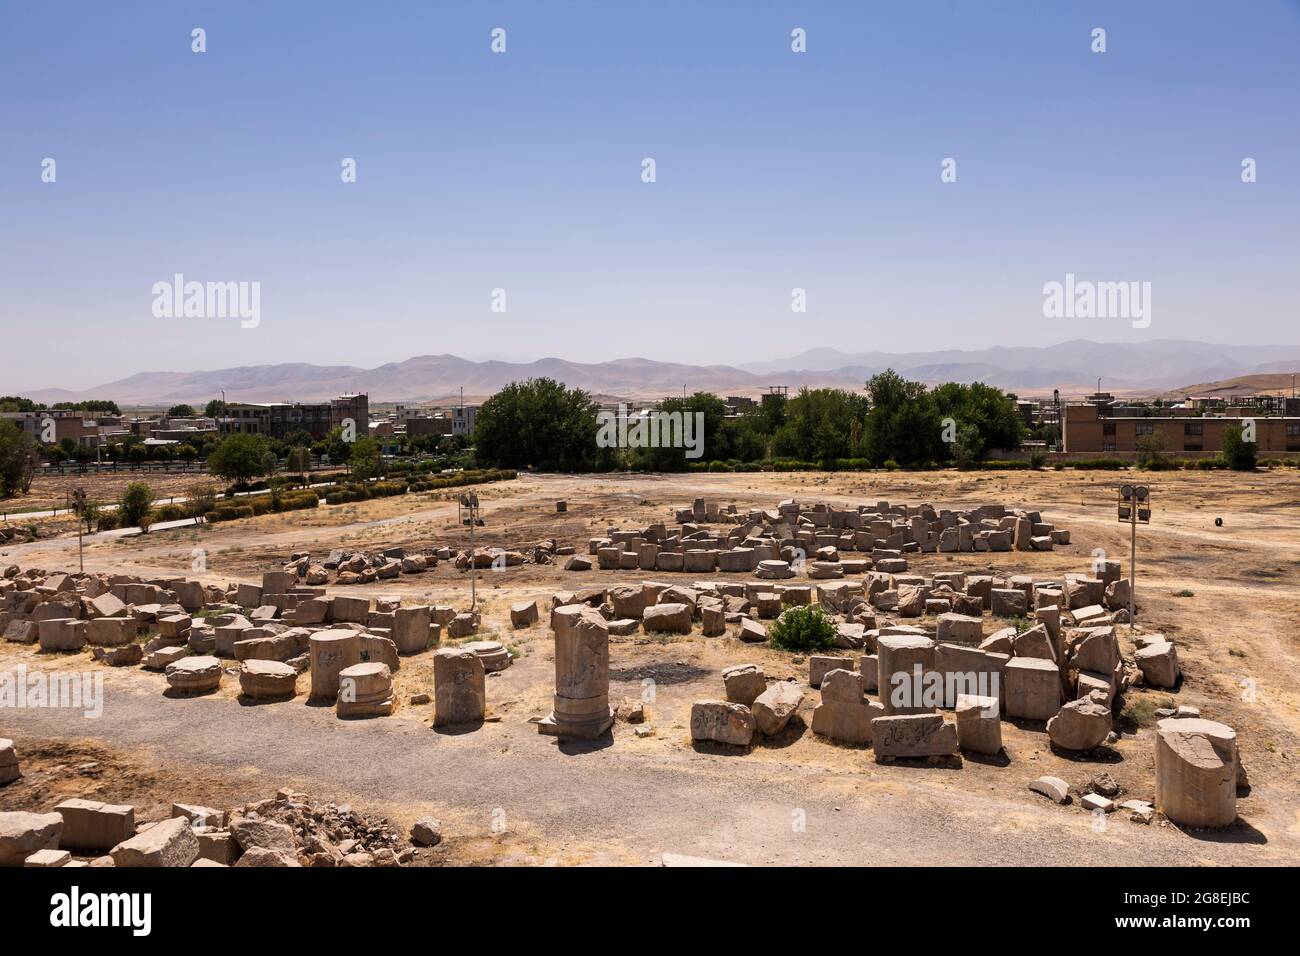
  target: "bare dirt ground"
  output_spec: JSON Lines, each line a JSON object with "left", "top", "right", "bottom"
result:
{"left": 2, "top": 470, "right": 1298, "bottom": 866}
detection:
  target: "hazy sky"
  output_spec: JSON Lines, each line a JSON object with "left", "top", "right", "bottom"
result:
{"left": 2, "top": 1, "right": 1298, "bottom": 392}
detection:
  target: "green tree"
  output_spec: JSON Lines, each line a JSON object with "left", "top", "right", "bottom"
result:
{"left": 286, "top": 446, "right": 312, "bottom": 474}
{"left": 0, "top": 420, "right": 37, "bottom": 497}
{"left": 474, "top": 378, "right": 614, "bottom": 471}
{"left": 183, "top": 482, "right": 217, "bottom": 523}
{"left": 770, "top": 388, "right": 870, "bottom": 463}
{"left": 1222, "top": 423, "right": 1257, "bottom": 471}
{"left": 348, "top": 437, "right": 383, "bottom": 482}
{"left": 0, "top": 396, "right": 38, "bottom": 413}
{"left": 204, "top": 399, "right": 228, "bottom": 418}
{"left": 207, "top": 433, "right": 271, "bottom": 483}
{"left": 930, "top": 382, "right": 1025, "bottom": 462}
{"left": 167, "top": 404, "right": 196, "bottom": 417}
{"left": 323, "top": 427, "right": 352, "bottom": 466}
{"left": 119, "top": 482, "right": 153, "bottom": 529}
{"left": 1136, "top": 431, "right": 1168, "bottom": 468}
{"left": 951, "top": 424, "right": 984, "bottom": 469}
{"left": 628, "top": 393, "right": 729, "bottom": 471}
{"left": 864, "top": 370, "right": 944, "bottom": 466}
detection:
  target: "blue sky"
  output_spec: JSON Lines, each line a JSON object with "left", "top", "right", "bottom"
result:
{"left": 2, "top": 0, "right": 1298, "bottom": 391}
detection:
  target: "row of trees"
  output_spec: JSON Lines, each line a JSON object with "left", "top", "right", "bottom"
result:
{"left": 472, "top": 372, "right": 1028, "bottom": 471}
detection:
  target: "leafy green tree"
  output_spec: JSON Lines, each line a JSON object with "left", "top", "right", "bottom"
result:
{"left": 323, "top": 427, "right": 352, "bottom": 466}
{"left": 204, "top": 399, "right": 228, "bottom": 418}
{"left": 474, "top": 378, "right": 614, "bottom": 471}
{"left": 207, "top": 433, "right": 271, "bottom": 483}
{"left": 167, "top": 404, "right": 196, "bottom": 417}
{"left": 951, "top": 424, "right": 984, "bottom": 469}
{"left": 628, "top": 393, "right": 729, "bottom": 471}
{"left": 0, "top": 420, "right": 37, "bottom": 497}
{"left": 286, "top": 446, "right": 312, "bottom": 474}
{"left": 1136, "top": 431, "right": 1167, "bottom": 468}
{"left": 348, "top": 437, "right": 383, "bottom": 481}
{"left": 0, "top": 396, "right": 38, "bottom": 413}
{"left": 1222, "top": 423, "right": 1257, "bottom": 471}
{"left": 119, "top": 482, "right": 153, "bottom": 528}
{"left": 770, "top": 388, "right": 870, "bottom": 463}
{"left": 864, "top": 370, "right": 944, "bottom": 466}
{"left": 930, "top": 381, "right": 1025, "bottom": 462}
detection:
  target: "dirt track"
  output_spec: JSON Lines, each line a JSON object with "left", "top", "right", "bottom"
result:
{"left": 2, "top": 470, "right": 1298, "bottom": 865}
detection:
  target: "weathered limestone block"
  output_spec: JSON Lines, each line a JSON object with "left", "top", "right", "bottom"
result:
{"left": 510, "top": 600, "right": 539, "bottom": 627}
{"left": 1004, "top": 657, "right": 1061, "bottom": 720}
{"left": 111, "top": 816, "right": 199, "bottom": 867}
{"left": 331, "top": 595, "right": 371, "bottom": 624}
{"left": 93, "top": 643, "right": 143, "bottom": 667}
{"left": 337, "top": 662, "right": 395, "bottom": 717}
{"left": 392, "top": 605, "right": 432, "bottom": 655}
{"left": 87, "top": 616, "right": 136, "bottom": 647}
{"left": 239, "top": 659, "right": 298, "bottom": 699}
{"left": 872, "top": 713, "right": 959, "bottom": 759}
{"left": 309, "top": 629, "right": 361, "bottom": 702}
{"left": 609, "top": 585, "right": 646, "bottom": 620}
{"left": 990, "top": 588, "right": 1028, "bottom": 618}
{"left": 0, "top": 738, "right": 19, "bottom": 786}
{"left": 1012, "top": 623, "right": 1056, "bottom": 662}
{"left": 1155, "top": 718, "right": 1238, "bottom": 828}
{"left": 434, "top": 648, "right": 486, "bottom": 726}
{"left": 38, "top": 618, "right": 86, "bottom": 652}
{"left": 462, "top": 640, "right": 511, "bottom": 672}
{"left": 954, "top": 694, "right": 1002, "bottom": 755}
{"left": 165, "top": 655, "right": 223, "bottom": 695}
{"left": 1135, "top": 639, "right": 1180, "bottom": 689}
{"left": 643, "top": 602, "right": 692, "bottom": 634}
{"left": 0, "top": 811, "right": 63, "bottom": 865}
{"left": 811, "top": 669, "right": 883, "bottom": 745}
{"left": 55, "top": 799, "right": 135, "bottom": 852}
{"left": 1047, "top": 696, "right": 1112, "bottom": 751}
{"left": 752, "top": 681, "right": 804, "bottom": 736}
{"left": 877, "top": 634, "right": 936, "bottom": 716}
{"left": 722, "top": 664, "right": 766, "bottom": 705}
{"left": 690, "top": 701, "right": 755, "bottom": 747}
{"left": 1028, "top": 776, "right": 1070, "bottom": 804}
{"left": 809, "top": 654, "right": 854, "bottom": 689}
{"left": 936, "top": 612, "right": 982, "bottom": 645}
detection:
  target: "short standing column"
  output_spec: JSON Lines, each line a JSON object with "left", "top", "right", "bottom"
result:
{"left": 1155, "top": 718, "right": 1238, "bottom": 828}
{"left": 309, "top": 629, "right": 361, "bottom": 702}
{"left": 539, "top": 605, "right": 613, "bottom": 739}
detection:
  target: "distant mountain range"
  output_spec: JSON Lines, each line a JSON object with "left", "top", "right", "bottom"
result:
{"left": 24, "top": 340, "right": 1300, "bottom": 408}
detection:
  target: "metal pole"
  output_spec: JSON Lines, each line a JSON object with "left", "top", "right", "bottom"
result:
{"left": 1128, "top": 513, "right": 1136, "bottom": 621}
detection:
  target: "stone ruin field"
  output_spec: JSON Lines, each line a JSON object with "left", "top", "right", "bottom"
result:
{"left": 1, "top": 468, "right": 1298, "bottom": 867}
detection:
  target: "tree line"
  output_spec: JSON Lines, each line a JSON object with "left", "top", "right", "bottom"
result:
{"left": 472, "top": 371, "right": 1028, "bottom": 471}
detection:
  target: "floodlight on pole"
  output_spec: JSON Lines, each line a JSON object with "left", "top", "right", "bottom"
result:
{"left": 459, "top": 491, "right": 481, "bottom": 612}
{"left": 1117, "top": 482, "right": 1151, "bottom": 621}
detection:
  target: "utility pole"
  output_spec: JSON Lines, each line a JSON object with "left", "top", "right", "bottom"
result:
{"left": 71, "top": 486, "right": 87, "bottom": 574}
{"left": 1117, "top": 483, "right": 1150, "bottom": 621}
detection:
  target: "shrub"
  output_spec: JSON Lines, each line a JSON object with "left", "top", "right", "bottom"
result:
{"left": 208, "top": 505, "right": 254, "bottom": 522}
{"left": 95, "top": 511, "right": 120, "bottom": 531}
{"left": 118, "top": 482, "right": 153, "bottom": 528}
{"left": 153, "top": 503, "right": 187, "bottom": 522}
{"left": 769, "top": 605, "right": 837, "bottom": 653}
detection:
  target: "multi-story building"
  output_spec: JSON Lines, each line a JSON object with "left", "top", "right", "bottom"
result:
{"left": 1063, "top": 402, "right": 1300, "bottom": 454}
{"left": 217, "top": 394, "right": 369, "bottom": 441}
